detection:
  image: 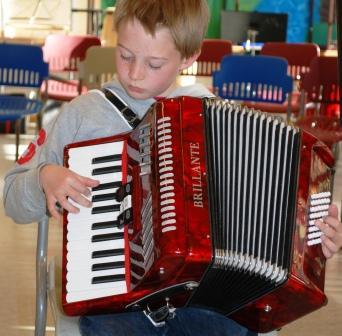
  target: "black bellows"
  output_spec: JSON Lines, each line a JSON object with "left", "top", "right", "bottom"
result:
{"left": 188, "top": 99, "right": 301, "bottom": 314}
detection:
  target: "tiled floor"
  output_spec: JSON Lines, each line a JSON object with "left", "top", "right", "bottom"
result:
{"left": 0, "top": 125, "right": 341, "bottom": 336}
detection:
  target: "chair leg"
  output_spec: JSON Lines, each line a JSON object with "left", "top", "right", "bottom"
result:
{"left": 35, "top": 216, "right": 49, "bottom": 336}
{"left": 14, "top": 119, "right": 21, "bottom": 161}
{"left": 37, "top": 111, "right": 42, "bottom": 132}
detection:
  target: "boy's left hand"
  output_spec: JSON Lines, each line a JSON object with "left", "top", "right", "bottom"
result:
{"left": 315, "top": 204, "right": 342, "bottom": 259}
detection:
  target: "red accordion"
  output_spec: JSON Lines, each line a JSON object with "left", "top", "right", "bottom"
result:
{"left": 62, "top": 96, "right": 334, "bottom": 332}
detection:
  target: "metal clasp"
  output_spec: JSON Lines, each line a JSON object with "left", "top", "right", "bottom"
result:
{"left": 143, "top": 297, "right": 176, "bottom": 327}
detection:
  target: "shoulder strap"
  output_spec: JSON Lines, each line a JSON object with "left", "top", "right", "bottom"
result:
{"left": 101, "top": 88, "right": 140, "bottom": 129}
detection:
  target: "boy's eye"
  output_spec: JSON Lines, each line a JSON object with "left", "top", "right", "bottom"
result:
{"left": 148, "top": 63, "right": 162, "bottom": 70}
{"left": 120, "top": 54, "right": 133, "bottom": 61}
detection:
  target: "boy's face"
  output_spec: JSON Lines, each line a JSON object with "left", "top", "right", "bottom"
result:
{"left": 116, "top": 18, "right": 194, "bottom": 100}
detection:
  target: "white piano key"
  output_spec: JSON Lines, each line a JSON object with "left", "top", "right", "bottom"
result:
{"left": 67, "top": 267, "right": 125, "bottom": 285}
{"left": 67, "top": 254, "right": 125, "bottom": 271}
{"left": 66, "top": 219, "right": 120, "bottom": 235}
{"left": 67, "top": 210, "right": 120, "bottom": 224}
{"left": 91, "top": 160, "right": 122, "bottom": 169}
{"left": 66, "top": 275, "right": 127, "bottom": 293}
{"left": 67, "top": 199, "right": 121, "bottom": 221}
{"left": 66, "top": 284, "right": 127, "bottom": 303}
{"left": 67, "top": 226, "right": 124, "bottom": 242}
{"left": 68, "top": 144, "right": 123, "bottom": 177}
{"left": 91, "top": 186, "right": 120, "bottom": 196}
{"left": 66, "top": 252, "right": 125, "bottom": 272}
{"left": 67, "top": 238, "right": 124, "bottom": 253}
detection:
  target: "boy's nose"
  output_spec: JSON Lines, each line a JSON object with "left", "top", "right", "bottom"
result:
{"left": 129, "top": 62, "right": 145, "bottom": 81}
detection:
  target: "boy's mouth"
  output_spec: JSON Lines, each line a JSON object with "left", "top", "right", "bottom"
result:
{"left": 128, "top": 85, "right": 144, "bottom": 94}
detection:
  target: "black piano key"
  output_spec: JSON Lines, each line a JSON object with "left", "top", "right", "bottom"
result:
{"left": 92, "top": 261, "right": 125, "bottom": 271}
{"left": 92, "top": 220, "right": 120, "bottom": 230}
{"left": 92, "top": 204, "right": 120, "bottom": 214}
{"left": 92, "top": 192, "right": 117, "bottom": 202}
{"left": 92, "top": 232, "right": 124, "bottom": 242}
{"left": 92, "top": 248, "right": 124, "bottom": 259}
{"left": 92, "top": 165, "right": 122, "bottom": 176}
{"left": 92, "top": 154, "right": 122, "bottom": 164}
{"left": 92, "top": 181, "right": 122, "bottom": 192}
{"left": 92, "top": 274, "right": 126, "bottom": 284}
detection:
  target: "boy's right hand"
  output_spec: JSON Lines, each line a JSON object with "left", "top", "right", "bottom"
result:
{"left": 39, "top": 164, "right": 100, "bottom": 220}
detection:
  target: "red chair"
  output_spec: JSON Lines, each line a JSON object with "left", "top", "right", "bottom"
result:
{"left": 42, "top": 34, "right": 101, "bottom": 102}
{"left": 296, "top": 56, "right": 341, "bottom": 151}
{"left": 182, "top": 39, "right": 232, "bottom": 76}
{"left": 255, "top": 42, "right": 320, "bottom": 118}
{"left": 299, "top": 55, "right": 339, "bottom": 118}
{"left": 260, "top": 42, "right": 320, "bottom": 81}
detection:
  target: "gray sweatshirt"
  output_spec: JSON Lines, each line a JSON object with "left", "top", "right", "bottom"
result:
{"left": 3, "top": 78, "right": 214, "bottom": 224}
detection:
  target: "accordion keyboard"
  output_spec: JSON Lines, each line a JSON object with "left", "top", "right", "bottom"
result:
{"left": 65, "top": 141, "right": 129, "bottom": 303}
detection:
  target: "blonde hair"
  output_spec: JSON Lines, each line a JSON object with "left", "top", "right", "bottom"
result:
{"left": 114, "top": 0, "right": 210, "bottom": 59}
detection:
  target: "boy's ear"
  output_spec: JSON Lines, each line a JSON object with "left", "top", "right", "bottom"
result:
{"left": 179, "top": 50, "right": 201, "bottom": 71}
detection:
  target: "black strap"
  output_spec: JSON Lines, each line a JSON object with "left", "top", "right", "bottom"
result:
{"left": 102, "top": 88, "right": 140, "bottom": 129}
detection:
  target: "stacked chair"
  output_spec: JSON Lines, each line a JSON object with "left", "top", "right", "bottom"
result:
{"left": 258, "top": 42, "right": 320, "bottom": 118}
{"left": 42, "top": 34, "right": 101, "bottom": 104}
{"left": 77, "top": 46, "right": 117, "bottom": 93}
{"left": 0, "top": 43, "right": 49, "bottom": 160}
{"left": 182, "top": 38, "right": 232, "bottom": 76}
{"left": 295, "top": 56, "right": 342, "bottom": 153}
{"left": 213, "top": 54, "right": 293, "bottom": 121}
{"left": 260, "top": 42, "right": 320, "bottom": 81}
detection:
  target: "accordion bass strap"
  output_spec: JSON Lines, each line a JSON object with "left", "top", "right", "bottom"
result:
{"left": 101, "top": 87, "right": 141, "bottom": 128}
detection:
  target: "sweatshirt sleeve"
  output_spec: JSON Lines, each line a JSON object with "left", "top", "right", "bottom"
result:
{"left": 3, "top": 102, "right": 82, "bottom": 224}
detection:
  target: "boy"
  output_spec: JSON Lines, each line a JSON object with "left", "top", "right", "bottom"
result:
{"left": 3, "top": 1, "right": 342, "bottom": 335}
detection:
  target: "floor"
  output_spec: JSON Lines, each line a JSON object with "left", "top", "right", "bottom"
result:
{"left": 0, "top": 121, "right": 341, "bottom": 336}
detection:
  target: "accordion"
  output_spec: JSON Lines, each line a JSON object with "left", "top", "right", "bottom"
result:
{"left": 62, "top": 96, "right": 334, "bottom": 332}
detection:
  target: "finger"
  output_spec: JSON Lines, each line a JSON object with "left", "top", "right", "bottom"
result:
{"left": 47, "top": 197, "right": 62, "bottom": 221}
{"left": 69, "top": 178, "right": 93, "bottom": 198}
{"left": 77, "top": 175, "right": 100, "bottom": 188}
{"left": 68, "top": 189, "right": 92, "bottom": 208}
{"left": 315, "top": 217, "right": 340, "bottom": 236}
{"left": 322, "top": 204, "right": 341, "bottom": 229}
{"left": 321, "top": 242, "right": 333, "bottom": 259}
{"left": 58, "top": 196, "right": 80, "bottom": 214}
{"left": 328, "top": 204, "right": 339, "bottom": 218}
{"left": 315, "top": 220, "right": 335, "bottom": 239}
{"left": 321, "top": 235, "right": 339, "bottom": 255}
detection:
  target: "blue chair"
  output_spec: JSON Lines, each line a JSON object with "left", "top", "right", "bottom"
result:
{"left": 0, "top": 43, "right": 49, "bottom": 160}
{"left": 213, "top": 55, "right": 293, "bottom": 120}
